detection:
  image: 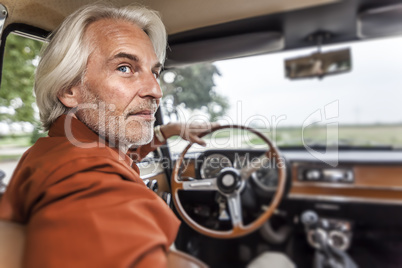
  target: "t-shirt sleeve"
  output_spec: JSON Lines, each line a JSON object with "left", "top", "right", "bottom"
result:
{"left": 23, "top": 168, "right": 179, "bottom": 268}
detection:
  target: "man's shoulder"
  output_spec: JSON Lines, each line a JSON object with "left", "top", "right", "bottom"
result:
{"left": 30, "top": 135, "right": 120, "bottom": 161}
{"left": 1, "top": 136, "right": 140, "bottom": 223}
{"left": 18, "top": 136, "right": 135, "bottom": 182}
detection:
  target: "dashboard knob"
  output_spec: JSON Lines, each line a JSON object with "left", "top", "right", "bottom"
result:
{"left": 305, "top": 169, "right": 321, "bottom": 181}
{"left": 149, "top": 180, "right": 158, "bottom": 193}
{"left": 328, "top": 230, "right": 349, "bottom": 251}
{"left": 161, "top": 192, "right": 171, "bottom": 206}
{"left": 301, "top": 210, "right": 319, "bottom": 227}
{"left": 143, "top": 179, "right": 158, "bottom": 193}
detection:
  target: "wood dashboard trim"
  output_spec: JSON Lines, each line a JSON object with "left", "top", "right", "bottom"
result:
{"left": 290, "top": 163, "right": 402, "bottom": 203}
{"left": 288, "top": 194, "right": 402, "bottom": 205}
{"left": 354, "top": 166, "right": 402, "bottom": 187}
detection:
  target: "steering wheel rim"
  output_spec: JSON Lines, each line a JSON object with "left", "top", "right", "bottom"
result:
{"left": 171, "top": 125, "right": 287, "bottom": 239}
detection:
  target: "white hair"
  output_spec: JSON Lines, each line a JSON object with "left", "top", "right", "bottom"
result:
{"left": 34, "top": 3, "right": 167, "bottom": 130}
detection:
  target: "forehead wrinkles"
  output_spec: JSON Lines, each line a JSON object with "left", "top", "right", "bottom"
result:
{"left": 84, "top": 19, "right": 144, "bottom": 60}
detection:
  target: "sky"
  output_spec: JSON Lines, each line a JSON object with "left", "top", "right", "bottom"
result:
{"left": 213, "top": 35, "right": 402, "bottom": 127}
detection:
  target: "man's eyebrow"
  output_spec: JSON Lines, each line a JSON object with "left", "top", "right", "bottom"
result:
{"left": 153, "top": 62, "right": 163, "bottom": 70}
{"left": 110, "top": 52, "right": 139, "bottom": 63}
{"left": 110, "top": 52, "right": 163, "bottom": 70}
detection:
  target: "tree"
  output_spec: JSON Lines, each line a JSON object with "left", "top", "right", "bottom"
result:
{"left": 0, "top": 33, "right": 43, "bottom": 124}
{"left": 160, "top": 63, "right": 229, "bottom": 122}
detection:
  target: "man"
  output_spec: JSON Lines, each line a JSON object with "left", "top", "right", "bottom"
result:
{"left": 0, "top": 4, "right": 213, "bottom": 268}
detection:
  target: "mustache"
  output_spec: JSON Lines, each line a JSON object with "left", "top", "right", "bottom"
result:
{"left": 124, "top": 101, "right": 159, "bottom": 118}
{"left": 80, "top": 83, "right": 159, "bottom": 118}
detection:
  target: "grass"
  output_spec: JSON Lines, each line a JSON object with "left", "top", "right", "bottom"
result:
{"left": 0, "top": 154, "right": 22, "bottom": 162}
{"left": 158, "top": 124, "right": 402, "bottom": 147}
{"left": 0, "top": 134, "right": 32, "bottom": 147}
{"left": 200, "top": 124, "right": 402, "bottom": 148}
{"left": 0, "top": 134, "right": 31, "bottom": 162}
{"left": 295, "top": 124, "right": 402, "bottom": 147}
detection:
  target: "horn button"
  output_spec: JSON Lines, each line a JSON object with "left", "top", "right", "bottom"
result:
{"left": 217, "top": 168, "right": 241, "bottom": 194}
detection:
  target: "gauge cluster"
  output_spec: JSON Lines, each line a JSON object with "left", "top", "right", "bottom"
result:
{"left": 200, "top": 154, "right": 232, "bottom": 179}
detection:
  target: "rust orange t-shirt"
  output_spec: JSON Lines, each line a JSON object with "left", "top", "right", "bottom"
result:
{"left": 0, "top": 114, "right": 180, "bottom": 268}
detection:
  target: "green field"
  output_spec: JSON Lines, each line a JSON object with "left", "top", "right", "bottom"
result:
{"left": 0, "top": 134, "right": 32, "bottom": 147}
{"left": 202, "top": 124, "right": 402, "bottom": 148}
{"left": 0, "top": 134, "right": 31, "bottom": 162}
{"left": 286, "top": 124, "right": 402, "bottom": 147}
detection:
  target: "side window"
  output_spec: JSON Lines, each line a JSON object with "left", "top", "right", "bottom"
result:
{"left": 159, "top": 63, "right": 232, "bottom": 155}
{"left": 0, "top": 32, "right": 44, "bottom": 187}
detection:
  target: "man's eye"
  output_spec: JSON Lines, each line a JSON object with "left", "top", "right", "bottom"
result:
{"left": 153, "top": 72, "right": 160, "bottom": 79}
{"left": 117, "top": 66, "right": 132, "bottom": 74}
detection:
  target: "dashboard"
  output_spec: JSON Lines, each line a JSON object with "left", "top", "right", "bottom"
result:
{"left": 179, "top": 149, "right": 402, "bottom": 226}
{"left": 141, "top": 148, "right": 402, "bottom": 267}
{"left": 286, "top": 150, "right": 402, "bottom": 205}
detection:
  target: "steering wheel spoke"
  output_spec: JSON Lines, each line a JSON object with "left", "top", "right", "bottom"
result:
{"left": 181, "top": 178, "right": 218, "bottom": 191}
{"left": 227, "top": 193, "right": 243, "bottom": 228}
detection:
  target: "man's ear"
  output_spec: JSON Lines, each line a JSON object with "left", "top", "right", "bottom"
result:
{"left": 58, "top": 86, "right": 81, "bottom": 108}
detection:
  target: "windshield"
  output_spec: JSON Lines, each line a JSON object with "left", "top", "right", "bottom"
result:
{"left": 161, "top": 36, "right": 402, "bottom": 154}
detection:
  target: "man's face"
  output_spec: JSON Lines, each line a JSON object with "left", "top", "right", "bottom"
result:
{"left": 74, "top": 19, "right": 163, "bottom": 146}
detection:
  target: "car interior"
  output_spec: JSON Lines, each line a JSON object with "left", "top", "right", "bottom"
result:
{"left": 0, "top": 0, "right": 402, "bottom": 267}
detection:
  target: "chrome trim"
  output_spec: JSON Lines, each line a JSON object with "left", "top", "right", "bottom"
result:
{"left": 288, "top": 152, "right": 402, "bottom": 165}
{"left": 288, "top": 193, "right": 402, "bottom": 205}
{"left": 190, "top": 181, "right": 212, "bottom": 187}
{"left": 0, "top": 4, "right": 7, "bottom": 38}
{"left": 138, "top": 160, "right": 164, "bottom": 178}
{"left": 141, "top": 172, "right": 164, "bottom": 180}
{"left": 328, "top": 230, "right": 349, "bottom": 251}
{"left": 12, "top": 30, "right": 49, "bottom": 42}
{"left": 292, "top": 182, "right": 402, "bottom": 191}
{"left": 307, "top": 228, "right": 326, "bottom": 249}
{"left": 182, "top": 178, "right": 217, "bottom": 191}
{"left": 314, "top": 203, "right": 340, "bottom": 210}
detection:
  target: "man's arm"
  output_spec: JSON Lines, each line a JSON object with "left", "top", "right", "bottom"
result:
{"left": 131, "top": 122, "right": 219, "bottom": 160}
{"left": 159, "top": 122, "right": 219, "bottom": 146}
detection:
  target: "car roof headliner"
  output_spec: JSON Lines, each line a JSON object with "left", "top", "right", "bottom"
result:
{"left": 1, "top": 0, "right": 401, "bottom": 67}
{"left": 1, "top": 0, "right": 339, "bottom": 34}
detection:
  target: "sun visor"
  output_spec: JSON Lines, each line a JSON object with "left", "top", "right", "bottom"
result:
{"left": 358, "top": 4, "right": 402, "bottom": 39}
{"left": 165, "top": 32, "right": 283, "bottom": 67}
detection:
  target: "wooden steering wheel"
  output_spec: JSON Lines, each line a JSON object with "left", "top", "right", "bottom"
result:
{"left": 171, "top": 125, "right": 287, "bottom": 239}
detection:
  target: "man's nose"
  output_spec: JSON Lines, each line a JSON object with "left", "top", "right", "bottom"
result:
{"left": 138, "top": 72, "right": 163, "bottom": 99}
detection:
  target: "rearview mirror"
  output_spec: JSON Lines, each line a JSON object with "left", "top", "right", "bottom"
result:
{"left": 285, "top": 48, "right": 351, "bottom": 79}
